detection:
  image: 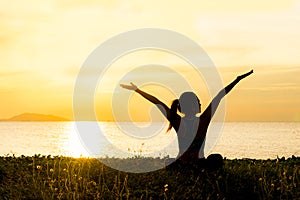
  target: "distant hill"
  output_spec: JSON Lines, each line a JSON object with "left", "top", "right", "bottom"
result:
{"left": 0, "top": 113, "right": 70, "bottom": 122}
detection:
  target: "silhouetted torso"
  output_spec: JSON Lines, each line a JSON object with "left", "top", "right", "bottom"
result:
{"left": 172, "top": 111, "right": 211, "bottom": 162}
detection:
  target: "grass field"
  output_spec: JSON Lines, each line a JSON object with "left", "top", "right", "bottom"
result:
{"left": 0, "top": 155, "right": 299, "bottom": 199}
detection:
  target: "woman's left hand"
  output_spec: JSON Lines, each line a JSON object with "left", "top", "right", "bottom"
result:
{"left": 120, "top": 82, "right": 138, "bottom": 91}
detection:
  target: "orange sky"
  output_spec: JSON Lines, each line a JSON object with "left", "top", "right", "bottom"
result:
{"left": 0, "top": 0, "right": 300, "bottom": 121}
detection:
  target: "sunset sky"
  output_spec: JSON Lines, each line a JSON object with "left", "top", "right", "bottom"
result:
{"left": 1, "top": 0, "right": 300, "bottom": 121}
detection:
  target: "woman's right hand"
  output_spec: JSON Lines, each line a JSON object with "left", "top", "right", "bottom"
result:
{"left": 120, "top": 82, "right": 138, "bottom": 91}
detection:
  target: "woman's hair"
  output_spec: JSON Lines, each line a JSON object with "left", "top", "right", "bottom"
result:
{"left": 167, "top": 92, "right": 200, "bottom": 132}
{"left": 167, "top": 99, "right": 179, "bottom": 132}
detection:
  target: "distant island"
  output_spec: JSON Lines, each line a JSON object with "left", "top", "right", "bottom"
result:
{"left": 0, "top": 113, "right": 70, "bottom": 122}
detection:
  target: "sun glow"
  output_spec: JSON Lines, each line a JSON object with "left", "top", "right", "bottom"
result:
{"left": 63, "top": 122, "right": 91, "bottom": 158}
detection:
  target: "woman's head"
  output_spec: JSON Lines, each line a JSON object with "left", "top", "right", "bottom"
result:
{"left": 167, "top": 92, "right": 200, "bottom": 131}
{"left": 178, "top": 92, "right": 201, "bottom": 116}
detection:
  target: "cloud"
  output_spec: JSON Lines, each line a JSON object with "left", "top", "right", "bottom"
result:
{"left": 0, "top": 70, "right": 30, "bottom": 77}
{"left": 196, "top": 7, "right": 300, "bottom": 66}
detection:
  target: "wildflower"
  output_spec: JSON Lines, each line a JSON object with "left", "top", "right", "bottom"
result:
{"left": 36, "top": 165, "right": 42, "bottom": 170}
{"left": 271, "top": 183, "right": 274, "bottom": 187}
{"left": 92, "top": 181, "right": 97, "bottom": 186}
{"left": 258, "top": 178, "right": 263, "bottom": 181}
{"left": 50, "top": 168, "right": 54, "bottom": 173}
{"left": 63, "top": 168, "right": 67, "bottom": 172}
{"left": 276, "top": 187, "right": 280, "bottom": 191}
{"left": 78, "top": 176, "right": 83, "bottom": 181}
{"left": 164, "top": 184, "right": 168, "bottom": 192}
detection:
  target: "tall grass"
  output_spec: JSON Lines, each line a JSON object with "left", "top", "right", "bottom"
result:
{"left": 0, "top": 155, "right": 299, "bottom": 199}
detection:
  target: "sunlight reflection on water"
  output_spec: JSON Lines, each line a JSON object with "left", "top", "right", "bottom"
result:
{"left": 0, "top": 122, "right": 299, "bottom": 159}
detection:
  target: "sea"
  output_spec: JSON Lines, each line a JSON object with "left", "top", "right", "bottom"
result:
{"left": 0, "top": 122, "right": 299, "bottom": 159}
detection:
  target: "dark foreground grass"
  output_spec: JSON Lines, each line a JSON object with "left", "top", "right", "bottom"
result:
{"left": 0, "top": 155, "right": 299, "bottom": 200}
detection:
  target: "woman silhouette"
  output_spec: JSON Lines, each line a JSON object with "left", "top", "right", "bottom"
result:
{"left": 121, "top": 70, "right": 253, "bottom": 166}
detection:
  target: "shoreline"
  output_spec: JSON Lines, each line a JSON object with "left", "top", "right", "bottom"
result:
{"left": 1, "top": 153, "right": 299, "bottom": 160}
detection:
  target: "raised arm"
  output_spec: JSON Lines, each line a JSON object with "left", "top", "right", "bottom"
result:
{"left": 120, "top": 82, "right": 171, "bottom": 119}
{"left": 201, "top": 70, "right": 253, "bottom": 122}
